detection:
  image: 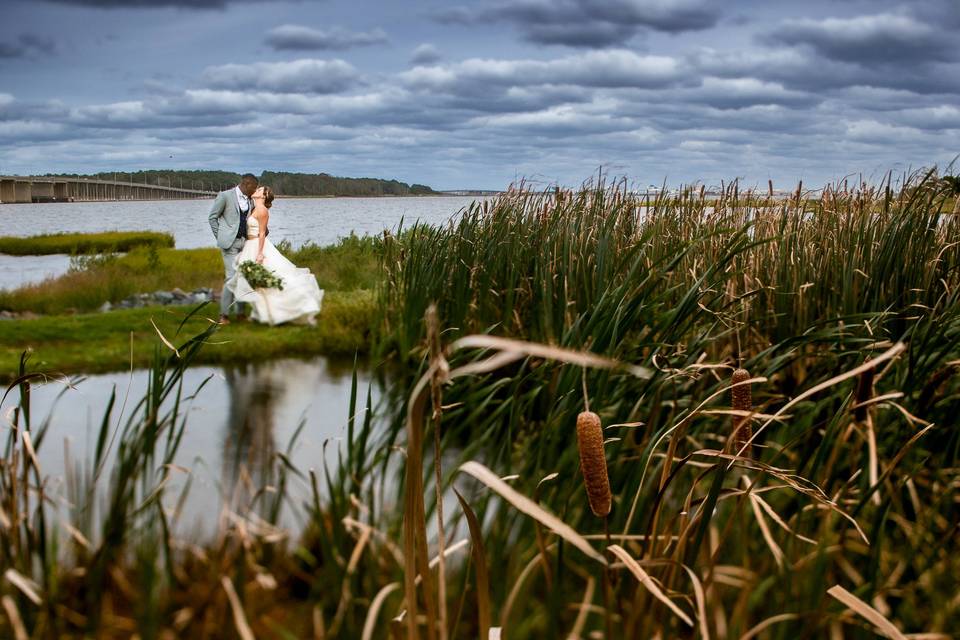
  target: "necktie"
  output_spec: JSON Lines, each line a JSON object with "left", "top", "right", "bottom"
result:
{"left": 238, "top": 196, "right": 249, "bottom": 238}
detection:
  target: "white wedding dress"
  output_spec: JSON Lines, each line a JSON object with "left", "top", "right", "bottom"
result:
{"left": 228, "top": 214, "right": 324, "bottom": 325}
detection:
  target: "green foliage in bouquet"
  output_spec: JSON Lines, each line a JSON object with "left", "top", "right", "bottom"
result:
{"left": 239, "top": 260, "right": 284, "bottom": 290}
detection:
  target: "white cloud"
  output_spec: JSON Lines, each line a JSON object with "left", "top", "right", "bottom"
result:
{"left": 686, "top": 77, "right": 817, "bottom": 109}
{"left": 845, "top": 119, "right": 925, "bottom": 143}
{"left": 72, "top": 101, "right": 150, "bottom": 125}
{"left": 203, "top": 59, "right": 360, "bottom": 94}
{"left": 403, "top": 50, "right": 687, "bottom": 91}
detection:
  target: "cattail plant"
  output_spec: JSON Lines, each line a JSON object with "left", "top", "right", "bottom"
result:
{"left": 576, "top": 411, "right": 611, "bottom": 517}
{"left": 577, "top": 409, "right": 614, "bottom": 639}
{"left": 731, "top": 368, "right": 753, "bottom": 458}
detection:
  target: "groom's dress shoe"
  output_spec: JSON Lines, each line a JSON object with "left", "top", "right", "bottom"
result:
{"left": 218, "top": 315, "right": 230, "bottom": 325}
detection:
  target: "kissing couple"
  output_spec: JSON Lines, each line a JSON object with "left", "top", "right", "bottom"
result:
{"left": 208, "top": 173, "right": 323, "bottom": 326}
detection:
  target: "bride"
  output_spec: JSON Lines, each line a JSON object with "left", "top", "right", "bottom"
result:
{"left": 228, "top": 186, "right": 324, "bottom": 325}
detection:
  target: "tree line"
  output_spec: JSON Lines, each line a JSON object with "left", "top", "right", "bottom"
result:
{"left": 46, "top": 170, "right": 437, "bottom": 196}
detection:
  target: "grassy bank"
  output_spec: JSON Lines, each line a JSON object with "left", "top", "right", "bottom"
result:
{"left": 0, "top": 234, "right": 380, "bottom": 315}
{"left": 0, "top": 247, "right": 222, "bottom": 314}
{"left": 0, "top": 234, "right": 381, "bottom": 377}
{"left": 0, "top": 291, "right": 374, "bottom": 378}
{"left": 0, "top": 231, "right": 174, "bottom": 255}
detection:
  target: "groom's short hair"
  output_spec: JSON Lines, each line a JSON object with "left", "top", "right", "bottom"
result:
{"left": 241, "top": 173, "right": 258, "bottom": 184}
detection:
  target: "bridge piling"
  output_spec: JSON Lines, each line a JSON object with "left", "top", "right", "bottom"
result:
{"left": 0, "top": 175, "right": 216, "bottom": 203}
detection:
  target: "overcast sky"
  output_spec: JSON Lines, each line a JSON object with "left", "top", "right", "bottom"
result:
{"left": 1, "top": 0, "right": 957, "bottom": 190}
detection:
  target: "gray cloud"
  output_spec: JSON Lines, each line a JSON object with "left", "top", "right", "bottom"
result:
{"left": 66, "top": 98, "right": 255, "bottom": 130}
{"left": 41, "top": 0, "right": 279, "bottom": 8}
{"left": 767, "top": 13, "right": 956, "bottom": 65}
{"left": 690, "top": 46, "right": 960, "bottom": 95}
{"left": 0, "top": 33, "right": 56, "bottom": 58}
{"left": 265, "top": 25, "right": 388, "bottom": 51}
{"left": 203, "top": 59, "right": 360, "bottom": 94}
{"left": 904, "top": 0, "right": 960, "bottom": 29}
{"left": 438, "top": 0, "right": 719, "bottom": 47}
{"left": 891, "top": 105, "right": 960, "bottom": 131}
{"left": 6, "top": 0, "right": 960, "bottom": 188}
{"left": 0, "top": 120, "right": 69, "bottom": 142}
{"left": 410, "top": 43, "right": 441, "bottom": 65}
{"left": 505, "top": 20, "right": 638, "bottom": 48}
{"left": 0, "top": 95, "right": 69, "bottom": 123}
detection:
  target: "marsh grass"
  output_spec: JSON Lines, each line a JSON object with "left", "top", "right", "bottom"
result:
{"left": 0, "top": 248, "right": 223, "bottom": 314}
{"left": 0, "top": 231, "right": 174, "bottom": 256}
{"left": 374, "top": 170, "right": 960, "bottom": 637}
{"left": 2, "top": 170, "right": 960, "bottom": 638}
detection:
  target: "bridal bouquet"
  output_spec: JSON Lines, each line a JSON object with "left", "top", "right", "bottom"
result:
{"left": 239, "top": 260, "right": 284, "bottom": 290}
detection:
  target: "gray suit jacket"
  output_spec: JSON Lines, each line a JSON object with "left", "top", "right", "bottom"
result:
{"left": 208, "top": 188, "right": 249, "bottom": 249}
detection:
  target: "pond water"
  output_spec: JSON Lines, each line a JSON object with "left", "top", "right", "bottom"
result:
{"left": 0, "top": 253, "right": 73, "bottom": 290}
{"left": 18, "top": 356, "right": 388, "bottom": 537}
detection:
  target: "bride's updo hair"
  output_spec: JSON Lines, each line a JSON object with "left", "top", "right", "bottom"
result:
{"left": 262, "top": 186, "right": 275, "bottom": 209}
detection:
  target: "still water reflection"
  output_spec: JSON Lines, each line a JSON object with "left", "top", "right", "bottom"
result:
{"left": 27, "top": 357, "right": 383, "bottom": 536}
{"left": 0, "top": 253, "right": 72, "bottom": 290}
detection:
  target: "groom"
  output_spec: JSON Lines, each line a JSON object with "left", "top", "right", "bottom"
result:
{"left": 209, "top": 173, "right": 258, "bottom": 324}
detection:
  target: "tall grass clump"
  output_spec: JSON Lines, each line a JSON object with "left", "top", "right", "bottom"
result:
{"left": 0, "top": 311, "right": 396, "bottom": 638}
{"left": 0, "top": 231, "right": 174, "bottom": 256}
{"left": 0, "top": 314, "right": 217, "bottom": 636}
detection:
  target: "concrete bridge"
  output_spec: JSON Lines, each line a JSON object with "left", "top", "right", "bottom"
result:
{"left": 0, "top": 176, "right": 217, "bottom": 203}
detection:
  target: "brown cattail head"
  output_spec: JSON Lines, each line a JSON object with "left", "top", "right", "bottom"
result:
{"left": 731, "top": 368, "right": 753, "bottom": 457}
{"left": 576, "top": 411, "right": 611, "bottom": 518}
{"left": 854, "top": 369, "right": 874, "bottom": 422}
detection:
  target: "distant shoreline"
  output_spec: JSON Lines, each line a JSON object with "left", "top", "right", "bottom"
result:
{"left": 0, "top": 192, "right": 497, "bottom": 205}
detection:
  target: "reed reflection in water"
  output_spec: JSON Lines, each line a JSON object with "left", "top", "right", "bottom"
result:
{"left": 29, "top": 356, "right": 382, "bottom": 537}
